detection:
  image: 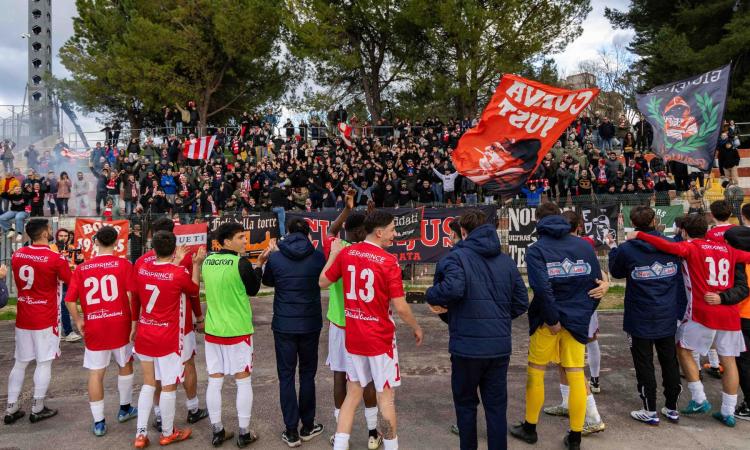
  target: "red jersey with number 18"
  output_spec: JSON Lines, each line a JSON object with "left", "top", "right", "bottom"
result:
{"left": 133, "top": 261, "right": 199, "bottom": 357}
{"left": 13, "top": 245, "right": 72, "bottom": 330}
{"left": 636, "top": 232, "right": 750, "bottom": 331}
{"left": 325, "top": 240, "right": 405, "bottom": 357}
{"left": 64, "top": 255, "right": 134, "bottom": 351}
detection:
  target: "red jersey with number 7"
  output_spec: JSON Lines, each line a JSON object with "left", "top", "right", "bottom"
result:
{"left": 13, "top": 245, "right": 72, "bottom": 331}
{"left": 64, "top": 255, "right": 133, "bottom": 351}
{"left": 133, "top": 261, "right": 199, "bottom": 357}
{"left": 324, "top": 240, "right": 405, "bottom": 356}
{"left": 636, "top": 232, "right": 750, "bottom": 331}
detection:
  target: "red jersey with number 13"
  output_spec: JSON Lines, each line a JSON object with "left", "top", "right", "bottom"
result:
{"left": 325, "top": 240, "right": 405, "bottom": 356}
{"left": 13, "top": 245, "right": 72, "bottom": 330}
{"left": 64, "top": 255, "right": 133, "bottom": 351}
{"left": 636, "top": 232, "right": 750, "bottom": 331}
{"left": 133, "top": 261, "right": 198, "bottom": 357}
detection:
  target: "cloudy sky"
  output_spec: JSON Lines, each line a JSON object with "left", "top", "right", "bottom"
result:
{"left": 0, "top": 0, "right": 633, "bottom": 143}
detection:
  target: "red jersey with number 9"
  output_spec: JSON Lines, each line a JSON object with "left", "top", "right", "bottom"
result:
{"left": 64, "top": 254, "right": 133, "bottom": 351}
{"left": 636, "top": 233, "right": 750, "bottom": 331}
{"left": 13, "top": 245, "right": 72, "bottom": 330}
{"left": 133, "top": 261, "right": 199, "bottom": 357}
{"left": 325, "top": 240, "right": 405, "bottom": 356}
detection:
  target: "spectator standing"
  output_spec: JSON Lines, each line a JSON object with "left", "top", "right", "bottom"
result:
{"left": 426, "top": 210, "right": 529, "bottom": 450}
{"left": 598, "top": 118, "right": 615, "bottom": 153}
{"left": 2, "top": 141, "right": 14, "bottom": 173}
{"left": 718, "top": 132, "right": 740, "bottom": 184}
{"left": 72, "top": 171, "right": 91, "bottom": 215}
{"left": 25, "top": 145, "right": 39, "bottom": 172}
{"left": 56, "top": 172, "right": 72, "bottom": 216}
{"left": 262, "top": 218, "right": 326, "bottom": 446}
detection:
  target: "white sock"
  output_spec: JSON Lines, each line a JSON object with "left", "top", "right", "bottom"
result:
{"left": 136, "top": 385, "right": 155, "bottom": 436}
{"left": 334, "top": 408, "right": 340, "bottom": 422}
{"left": 692, "top": 351, "right": 701, "bottom": 369}
{"left": 153, "top": 405, "right": 161, "bottom": 418}
{"left": 6, "top": 360, "right": 29, "bottom": 410}
{"left": 236, "top": 377, "right": 253, "bottom": 430}
{"left": 90, "top": 400, "right": 105, "bottom": 422}
{"left": 708, "top": 349, "right": 720, "bottom": 368}
{"left": 186, "top": 396, "right": 199, "bottom": 412}
{"left": 587, "top": 341, "right": 601, "bottom": 378}
{"left": 207, "top": 377, "right": 224, "bottom": 427}
{"left": 687, "top": 381, "right": 707, "bottom": 404}
{"left": 32, "top": 360, "right": 52, "bottom": 412}
{"left": 160, "top": 391, "right": 176, "bottom": 437}
{"left": 560, "top": 384, "right": 570, "bottom": 409}
{"left": 585, "top": 394, "right": 601, "bottom": 423}
{"left": 365, "top": 406, "right": 378, "bottom": 430}
{"left": 384, "top": 437, "right": 399, "bottom": 450}
{"left": 118, "top": 374, "right": 134, "bottom": 406}
{"left": 721, "top": 392, "right": 738, "bottom": 417}
{"left": 333, "top": 433, "right": 350, "bottom": 450}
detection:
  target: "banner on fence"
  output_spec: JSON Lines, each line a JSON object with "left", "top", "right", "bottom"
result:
{"left": 622, "top": 205, "right": 683, "bottom": 237}
{"left": 73, "top": 218, "right": 130, "bottom": 260}
{"left": 636, "top": 64, "right": 730, "bottom": 170}
{"left": 174, "top": 223, "right": 208, "bottom": 253}
{"left": 507, "top": 207, "right": 538, "bottom": 267}
{"left": 579, "top": 203, "right": 620, "bottom": 248}
{"left": 207, "top": 213, "right": 279, "bottom": 261}
{"left": 288, "top": 206, "right": 496, "bottom": 263}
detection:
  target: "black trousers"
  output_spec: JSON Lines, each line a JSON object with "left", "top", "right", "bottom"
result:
{"left": 273, "top": 330, "right": 320, "bottom": 431}
{"left": 451, "top": 354, "right": 509, "bottom": 450}
{"left": 737, "top": 320, "right": 750, "bottom": 400}
{"left": 95, "top": 191, "right": 107, "bottom": 214}
{"left": 629, "top": 335, "right": 682, "bottom": 411}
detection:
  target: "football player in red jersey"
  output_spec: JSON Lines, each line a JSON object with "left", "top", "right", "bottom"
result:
{"left": 64, "top": 226, "right": 137, "bottom": 436}
{"left": 134, "top": 217, "right": 207, "bottom": 430}
{"left": 4, "top": 218, "right": 72, "bottom": 424}
{"left": 132, "top": 231, "right": 206, "bottom": 448}
{"left": 320, "top": 210, "right": 423, "bottom": 450}
{"left": 629, "top": 213, "right": 750, "bottom": 427}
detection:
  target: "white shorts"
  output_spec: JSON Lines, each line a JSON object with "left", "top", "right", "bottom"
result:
{"left": 677, "top": 320, "right": 746, "bottom": 357}
{"left": 326, "top": 323, "right": 347, "bottom": 372}
{"left": 345, "top": 347, "right": 401, "bottom": 392}
{"left": 137, "top": 352, "right": 184, "bottom": 385}
{"left": 205, "top": 337, "right": 253, "bottom": 376}
{"left": 15, "top": 326, "right": 60, "bottom": 363}
{"left": 84, "top": 343, "right": 134, "bottom": 370}
{"left": 588, "top": 312, "right": 599, "bottom": 339}
{"left": 182, "top": 332, "right": 196, "bottom": 363}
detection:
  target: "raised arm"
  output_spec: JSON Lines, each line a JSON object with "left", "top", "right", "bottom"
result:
{"left": 632, "top": 231, "right": 690, "bottom": 258}
{"left": 328, "top": 188, "right": 356, "bottom": 237}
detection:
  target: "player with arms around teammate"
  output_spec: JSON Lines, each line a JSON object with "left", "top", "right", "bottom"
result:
{"left": 132, "top": 231, "right": 206, "bottom": 447}
{"left": 202, "top": 222, "right": 268, "bottom": 448}
{"left": 320, "top": 210, "right": 423, "bottom": 450}
{"left": 628, "top": 213, "right": 750, "bottom": 427}
{"left": 135, "top": 217, "right": 208, "bottom": 431}
{"left": 510, "top": 202, "right": 602, "bottom": 450}
{"left": 65, "top": 226, "right": 138, "bottom": 436}
{"left": 5, "top": 218, "right": 72, "bottom": 425}
{"left": 323, "top": 191, "right": 383, "bottom": 449}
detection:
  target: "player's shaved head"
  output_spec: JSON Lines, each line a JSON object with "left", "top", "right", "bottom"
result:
{"left": 152, "top": 230, "right": 176, "bottom": 257}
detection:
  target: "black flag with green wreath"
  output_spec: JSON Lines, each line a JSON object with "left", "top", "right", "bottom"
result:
{"left": 636, "top": 64, "right": 730, "bottom": 171}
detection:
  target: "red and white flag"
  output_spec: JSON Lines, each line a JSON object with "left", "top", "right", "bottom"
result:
{"left": 337, "top": 122, "right": 353, "bottom": 148}
{"left": 183, "top": 135, "right": 217, "bottom": 160}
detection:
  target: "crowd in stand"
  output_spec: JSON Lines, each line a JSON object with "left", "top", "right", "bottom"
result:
{"left": 0, "top": 108, "right": 744, "bottom": 236}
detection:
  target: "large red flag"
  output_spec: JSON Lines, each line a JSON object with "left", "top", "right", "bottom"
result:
{"left": 452, "top": 74, "right": 599, "bottom": 195}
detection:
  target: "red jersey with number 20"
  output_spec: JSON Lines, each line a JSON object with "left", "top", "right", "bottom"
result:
{"left": 64, "top": 255, "right": 134, "bottom": 351}
{"left": 636, "top": 232, "right": 750, "bottom": 331}
{"left": 325, "top": 240, "right": 405, "bottom": 356}
{"left": 13, "top": 245, "right": 72, "bottom": 330}
{"left": 134, "top": 261, "right": 199, "bottom": 357}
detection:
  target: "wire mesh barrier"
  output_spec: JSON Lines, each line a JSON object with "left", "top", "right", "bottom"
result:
{"left": 0, "top": 190, "right": 743, "bottom": 296}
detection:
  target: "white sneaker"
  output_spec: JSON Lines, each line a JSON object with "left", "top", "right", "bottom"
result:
{"left": 630, "top": 409, "right": 659, "bottom": 426}
{"left": 65, "top": 332, "right": 82, "bottom": 342}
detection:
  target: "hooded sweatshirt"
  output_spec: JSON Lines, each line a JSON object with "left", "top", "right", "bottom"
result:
{"left": 426, "top": 224, "right": 528, "bottom": 358}
{"left": 525, "top": 215, "right": 601, "bottom": 343}
{"left": 262, "top": 232, "right": 326, "bottom": 334}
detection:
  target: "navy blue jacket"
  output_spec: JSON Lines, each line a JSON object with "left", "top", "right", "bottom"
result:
{"left": 263, "top": 232, "right": 326, "bottom": 334}
{"left": 425, "top": 224, "right": 529, "bottom": 358}
{"left": 608, "top": 230, "right": 683, "bottom": 339}
{"left": 526, "top": 215, "right": 601, "bottom": 343}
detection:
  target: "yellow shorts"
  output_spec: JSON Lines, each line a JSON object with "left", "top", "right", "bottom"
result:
{"left": 528, "top": 326, "right": 585, "bottom": 368}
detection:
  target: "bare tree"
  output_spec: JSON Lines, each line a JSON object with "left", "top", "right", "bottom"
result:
{"left": 577, "top": 42, "right": 641, "bottom": 122}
